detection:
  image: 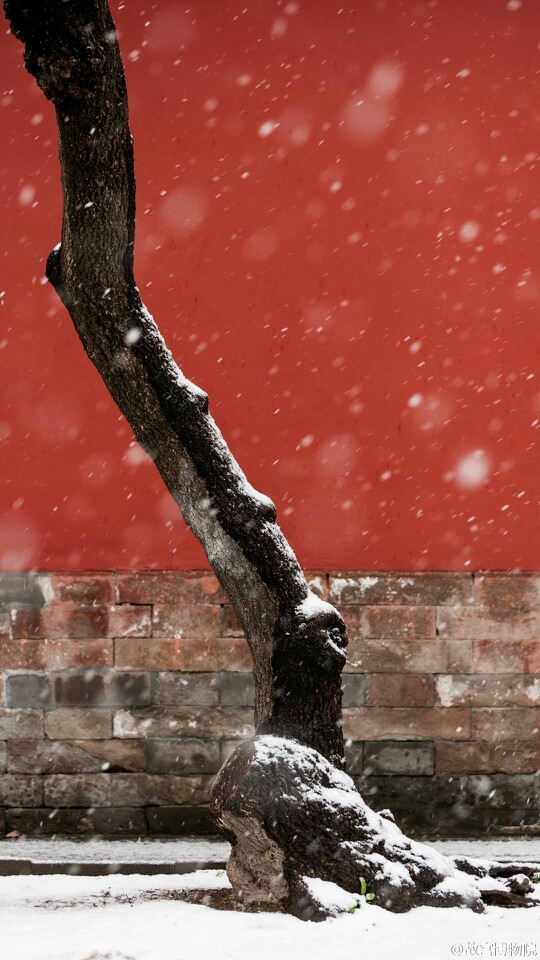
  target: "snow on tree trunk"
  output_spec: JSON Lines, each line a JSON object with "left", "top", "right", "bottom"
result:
{"left": 4, "top": 0, "right": 538, "bottom": 918}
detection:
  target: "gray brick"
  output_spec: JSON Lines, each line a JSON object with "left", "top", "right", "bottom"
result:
{"left": 344, "top": 741, "right": 363, "bottom": 774}
{"left": 145, "top": 738, "right": 220, "bottom": 774}
{"left": 342, "top": 674, "right": 366, "bottom": 708}
{"left": 0, "top": 573, "right": 49, "bottom": 610}
{"left": 154, "top": 672, "right": 219, "bottom": 706}
{"left": 219, "top": 672, "right": 255, "bottom": 707}
{"left": 0, "top": 742, "right": 5, "bottom": 773}
{"left": 91, "top": 806, "right": 147, "bottom": 835}
{"left": 109, "top": 773, "right": 213, "bottom": 806}
{"left": 52, "top": 671, "right": 151, "bottom": 707}
{"left": 6, "top": 739, "right": 145, "bottom": 774}
{"left": 114, "top": 706, "right": 253, "bottom": 740}
{"left": 44, "top": 773, "right": 110, "bottom": 807}
{"left": 0, "top": 710, "right": 43, "bottom": 739}
{"left": 147, "top": 805, "right": 218, "bottom": 836}
{"left": 219, "top": 739, "right": 243, "bottom": 765}
{"left": 6, "top": 807, "right": 97, "bottom": 835}
{"left": 0, "top": 774, "right": 43, "bottom": 806}
{"left": 6, "top": 675, "right": 51, "bottom": 709}
{"left": 44, "top": 709, "right": 111, "bottom": 740}
{"left": 364, "top": 741, "right": 434, "bottom": 776}
{"left": 6, "top": 805, "right": 146, "bottom": 836}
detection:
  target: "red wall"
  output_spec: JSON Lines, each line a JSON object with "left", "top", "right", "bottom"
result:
{"left": 1, "top": 0, "right": 540, "bottom": 572}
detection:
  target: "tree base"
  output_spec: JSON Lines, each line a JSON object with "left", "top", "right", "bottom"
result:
{"left": 211, "top": 736, "right": 540, "bottom": 920}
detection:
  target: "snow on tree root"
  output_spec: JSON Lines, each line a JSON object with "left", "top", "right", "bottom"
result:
{"left": 212, "top": 735, "right": 539, "bottom": 920}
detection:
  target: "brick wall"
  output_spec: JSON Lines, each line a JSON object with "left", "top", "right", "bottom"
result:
{"left": 0, "top": 571, "right": 538, "bottom": 838}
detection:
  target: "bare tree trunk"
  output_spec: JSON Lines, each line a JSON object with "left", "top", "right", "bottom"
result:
{"left": 4, "top": 0, "right": 537, "bottom": 918}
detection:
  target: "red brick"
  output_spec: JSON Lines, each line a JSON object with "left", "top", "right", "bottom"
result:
{"left": 0, "top": 639, "right": 45, "bottom": 670}
{"left": 361, "top": 606, "right": 435, "bottom": 639}
{"left": 436, "top": 674, "right": 540, "bottom": 707}
{"left": 222, "top": 606, "right": 243, "bottom": 637}
{"left": 49, "top": 574, "right": 114, "bottom": 604}
{"left": 437, "top": 606, "right": 540, "bottom": 641}
{"left": 10, "top": 604, "right": 106, "bottom": 639}
{"left": 43, "top": 638, "right": 113, "bottom": 669}
{"left": 435, "top": 741, "right": 540, "bottom": 774}
{"left": 346, "top": 638, "right": 472, "bottom": 674}
{"left": 108, "top": 605, "right": 152, "bottom": 638}
{"left": 10, "top": 604, "right": 151, "bottom": 640}
{"left": 152, "top": 604, "right": 222, "bottom": 639}
{"left": 472, "top": 708, "right": 540, "bottom": 741}
{"left": 474, "top": 574, "right": 540, "bottom": 614}
{"left": 116, "top": 571, "right": 226, "bottom": 604}
{"left": 330, "top": 573, "right": 473, "bottom": 606}
{"left": 304, "top": 572, "right": 329, "bottom": 599}
{"left": 339, "top": 607, "right": 362, "bottom": 638}
{"left": 114, "top": 636, "right": 252, "bottom": 672}
{"left": 366, "top": 673, "right": 435, "bottom": 707}
{"left": 343, "top": 707, "right": 470, "bottom": 741}
{"left": 473, "top": 639, "right": 540, "bottom": 674}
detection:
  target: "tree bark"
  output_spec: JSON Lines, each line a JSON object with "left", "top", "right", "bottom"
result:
{"left": 4, "top": 0, "right": 538, "bottom": 918}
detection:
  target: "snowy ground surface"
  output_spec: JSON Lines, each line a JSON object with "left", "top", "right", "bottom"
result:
{"left": 0, "top": 836, "right": 229, "bottom": 865}
{"left": 1, "top": 867, "right": 539, "bottom": 960}
{"left": 1, "top": 835, "right": 539, "bottom": 865}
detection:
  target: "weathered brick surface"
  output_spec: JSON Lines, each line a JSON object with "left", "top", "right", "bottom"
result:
{"left": 364, "top": 741, "right": 434, "bottom": 776}
{"left": 366, "top": 674, "right": 434, "bottom": 707}
{"left": 115, "top": 637, "right": 252, "bottom": 672}
{"left": 114, "top": 707, "right": 254, "bottom": 740}
{"left": 52, "top": 671, "right": 151, "bottom": 708}
{"left": 49, "top": 574, "right": 115, "bottom": 604}
{"left": 472, "top": 708, "right": 540, "bottom": 741}
{"left": 7, "top": 739, "right": 146, "bottom": 774}
{"left": 6, "top": 675, "right": 51, "bottom": 709}
{"left": 152, "top": 604, "right": 221, "bottom": 639}
{"left": 330, "top": 573, "right": 473, "bottom": 606}
{"left": 154, "top": 672, "right": 219, "bottom": 706}
{"left": 9, "top": 604, "right": 152, "bottom": 640}
{"left": 341, "top": 674, "right": 366, "bottom": 708}
{"left": 472, "top": 639, "right": 540, "bottom": 674}
{"left": 109, "top": 773, "right": 213, "bottom": 806}
{"left": 0, "top": 639, "right": 45, "bottom": 670}
{"left": 44, "top": 709, "right": 112, "bottom": 740}
{"left": 145, "top": 738, "right": 221, "bottom": 774}
{"left": 0, "top": 570, "right": 538, "bottom": 838}
{"left": 437, "top": 606, "right": 540, "bottom": 641}
{"left": 0, "top": 710, "right": 43, "bottom": 739}
{"left": 146, "top": 806, "right": 218, "bottom": 835}
{"left": 346, "top": 638, "right": 472, "bottom": 674}
{"left": 343, "top": 707, "right": 470, "bottom": 741}
{"left": 436, "top": 674, "right": 540, "bottom": 707}
{"left": 362, "top": 606, "right": 436, "bottom": 639}
{"left": 219, "top": 672, "right": 255, "bottom": 707}
{"left": 435, "top": 741, "right": 540, "bottom": 775}
{"left": 0, "top": 774, "right": 43, "bottom": 806}
{"left": 44, "top": 638, "right": 113, "bottom": 670}
{"left": 116, "top": 571, "right": 226, "bottom": 605}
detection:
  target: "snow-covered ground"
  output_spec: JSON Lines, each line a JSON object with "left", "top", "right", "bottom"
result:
{"left": 1, "top": 857, "right": 539, "bottom": 960}
{"left": 2, "top": 835, "right": 539, "bottom": 865}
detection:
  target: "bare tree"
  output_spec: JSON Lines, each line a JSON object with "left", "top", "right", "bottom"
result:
{"left": 4, "top": 0, "right": 536, "bottom": 917}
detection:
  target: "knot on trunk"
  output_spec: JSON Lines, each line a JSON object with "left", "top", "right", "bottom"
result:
{"left": 5, "top": 0, "right": 108, "bottom": 105}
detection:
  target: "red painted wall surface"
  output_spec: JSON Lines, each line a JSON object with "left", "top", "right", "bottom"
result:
{"left": 1, "top": 0, "right": 540, "bottom": 572}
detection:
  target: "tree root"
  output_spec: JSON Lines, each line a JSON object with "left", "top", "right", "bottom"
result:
{"left": 211, "top": 735, "right": 540, "bottom": 920}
